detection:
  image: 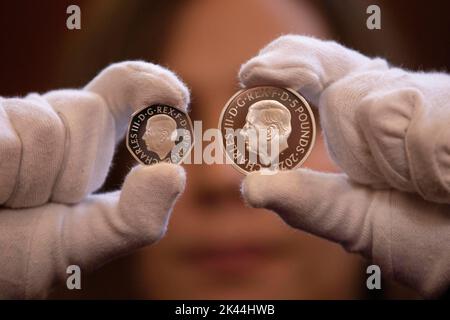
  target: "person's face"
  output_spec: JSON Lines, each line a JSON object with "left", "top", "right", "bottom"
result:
{"left": 143, "top": 121, "right": 175, "bottom": 156}
{"left": 242, "top": 107, "right": 291, "bottom": 159}
{"left": 142, "top": 126, "right": 157, "bottom": 151}
{"left": 132, "top": 0, "right": 364, "bottom": 299}
{"left": 240, "top": 109, "right": 261, "bottom": 155}
{"left": 240, "top": 109, "right": 282, "bottom": 163}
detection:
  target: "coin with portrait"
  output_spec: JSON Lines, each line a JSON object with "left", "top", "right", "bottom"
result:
{"left": 219, "top": 86, "right": 316, "bottom": 174}
{"left": 127, "top": 104, "right": 194, "bottom": 165}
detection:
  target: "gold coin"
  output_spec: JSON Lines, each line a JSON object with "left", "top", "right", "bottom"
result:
{"left": 126, "top": 104, "right": 194, "bottom": 165}
{"left": 219, "top": 86, "right": 316, "bottom": 174}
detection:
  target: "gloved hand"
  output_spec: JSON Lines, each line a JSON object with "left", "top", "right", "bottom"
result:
{"left": 239, "top": 35, "right": 450, "bottom": 298}
{"left": 0, "top": 61, "right": 190, "bottom": 298}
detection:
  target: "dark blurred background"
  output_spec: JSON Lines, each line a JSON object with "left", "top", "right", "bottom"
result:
{"left": 1, "top": 0, "right": 449, "bottom": 97}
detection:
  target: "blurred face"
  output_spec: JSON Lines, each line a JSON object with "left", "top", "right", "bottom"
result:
{"left": 132, "top": 0, "right": 364, "bottom": 299}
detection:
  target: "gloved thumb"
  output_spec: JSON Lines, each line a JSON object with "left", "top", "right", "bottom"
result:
{"left": 62, "top": 163, "right": 186, "bottom": 271}
{"left": 20, "top": 163, "right": 185, "bottom": 298}
{"left": 242, "top": 168, "right": 450, "bottom": 297}
{"left": 241, "top": 168, "right": 377, "bottom": 256}
{"left": 118, "top": 163, "right": 186, "bottom": 243}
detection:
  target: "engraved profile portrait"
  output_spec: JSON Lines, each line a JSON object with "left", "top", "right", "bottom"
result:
{"left": 240, "top": 100, "right": 292, "bottom": 165}
{"left": 142, "top": 114, "right": 178, "bottom": 159}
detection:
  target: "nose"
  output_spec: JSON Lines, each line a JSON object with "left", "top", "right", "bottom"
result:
{"left": 187, "top": 163, "right": 243, "bottom": 211}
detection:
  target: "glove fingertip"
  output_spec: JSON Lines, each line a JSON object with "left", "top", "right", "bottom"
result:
{"left": 118, "top": 163, "right": 186, "bottom": 243}
{"left": 241, "top": 171, "right": 275, "bottom": 209}
{"left": 125, "top": 163, "right": 186, "bottom": 199}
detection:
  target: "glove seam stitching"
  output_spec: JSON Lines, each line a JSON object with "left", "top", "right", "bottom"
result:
{"left": 0, "top": 100, "right": 21, "bottom": 204}
{"left": 2, "top": 104, "right": 24, "bottom": 206}
{"left": 404, "top": 99, "right": 427, "bottom": 200}
{"left": 387, "top": 191, "right": 395, "bottom": 278}
{"left": 23, "top": 209, "right": 46, "bottom": 299}
{"left": 359, "top": 90, "right": 413, "bottom": 189}
{"left": 334, "top": 112, "right": 382, "bottom": 181}
{"left": 432, "top": 128, "right": 450, "bottom": 197}
{"left": 50, "top": 111, "right": 71, "bottom": 200}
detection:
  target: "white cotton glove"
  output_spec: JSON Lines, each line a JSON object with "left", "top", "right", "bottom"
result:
{"left": 239, "top": 35, "right": 450, "bottom": 298}
{"left": 0, "top": 61, "right": 190, "bottom": 299}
